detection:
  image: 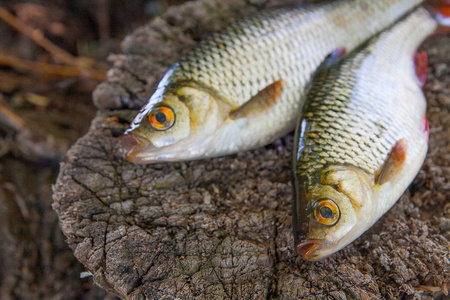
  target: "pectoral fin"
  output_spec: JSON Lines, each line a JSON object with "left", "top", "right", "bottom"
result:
{"left": 375, "top": 139, "right": 407, "bottom": 185}
{"left": 230, "top": 80, "right": 284, "bottom": 120}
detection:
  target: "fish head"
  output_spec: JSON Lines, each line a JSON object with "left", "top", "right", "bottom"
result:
{"left": 294, "top": 165, "right": 374, "bottom": 261}
{"left": 122, "top": 85, "right": 229, "bottom": 163}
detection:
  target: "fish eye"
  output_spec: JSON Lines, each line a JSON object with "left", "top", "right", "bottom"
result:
{"left": 314, "top": 199, "right": 340, "bottom": 226}
{"left": 148, "top": 106, "right": 175, "bottom": 130}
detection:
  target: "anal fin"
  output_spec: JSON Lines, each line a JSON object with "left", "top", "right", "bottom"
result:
{"left": 230, "top": 79, "right": 284, "bottom": 120}
{"left": 424, "top": 116, "right": 430, "bottom": 142}
{"left": 375, "top": 139, "right": 407, "bottom": 185}
{"left": 414, "top": 51, "right": 428, "bottom": 89}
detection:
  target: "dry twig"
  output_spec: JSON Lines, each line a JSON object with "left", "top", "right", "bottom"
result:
{"left": 0, "top": 100, "right": 26, "bottom": 131}
{"left": 0, "top": 53, "right": 106, "bottom": 80}
{"left": 0, "top": 6, "right": 106, "bottom": 80}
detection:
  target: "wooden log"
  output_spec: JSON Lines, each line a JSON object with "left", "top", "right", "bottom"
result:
{"left": 52, "top": 0, "right": 450, "bottom": 298}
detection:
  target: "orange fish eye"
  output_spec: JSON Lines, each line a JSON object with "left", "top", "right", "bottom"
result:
{"left": 148, "top": 106, "right": 175, "bottom": 130}
{"left": 314, "top": 199, "right": 340, "bottom": 226}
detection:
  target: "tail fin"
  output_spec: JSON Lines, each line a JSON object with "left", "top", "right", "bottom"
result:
{"left": 425, "top": 0, "right": 450, "bottom": 33}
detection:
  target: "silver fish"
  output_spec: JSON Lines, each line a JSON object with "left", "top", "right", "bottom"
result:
{"left": 293, "top": 7, "right": 436, "bottom": 261}
{"left": 122, "top": 0, "right": 423, "bottom": 163}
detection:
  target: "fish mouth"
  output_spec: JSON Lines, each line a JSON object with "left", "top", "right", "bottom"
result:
{"left": 122, "top": 130, "right": 214, "bottom": 164}
{"left": 296, "top": 239, "right": 331, "bottom": 261}
{"left": 122, "top": 132, "right": 154, "bottom": 164}
{"left": 122, "top": 132, "right": 192, "bottom": 164}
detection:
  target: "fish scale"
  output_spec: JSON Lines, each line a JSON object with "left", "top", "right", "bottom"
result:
{"left": 124, "top": 0, "right": 425, "bottom": 164}
{"left": 293, "top": 7, "right": 436, "bottom": 260}
{"left": 169, "top": 0, "right": 422, "bottom": 111}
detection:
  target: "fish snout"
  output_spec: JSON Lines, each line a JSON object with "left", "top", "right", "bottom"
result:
{"left": 122, "top": 133, "right": 139, "bottom": 152}
{"left": 296, "top": 239, "right": 330, "bottom": 261}
{"left": 122, "top": 133, "right": 153, "bottom": 163}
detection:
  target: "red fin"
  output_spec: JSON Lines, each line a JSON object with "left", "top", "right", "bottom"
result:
{"left": 439, "top": 6, "right": 450, "bottom": 17}
{"left": 230, "top": 80, "right": 284, "bottom": 120}
{"left": 414, "top": 51, "right": 428, "bottom": 89}
{"left": 376, "top": 139, "right": 407, "bottom": 185}
{"left": 436, "top": 6, "right": 450, "bottom": 31}
{"left": 424, "top": 116, "right": 430, "bottom": 142}
{"left": 323, "top": 47, "right": 346, "bottom": 67}
{"left": 425, "top": 0, "right": 450, "bottom": 33}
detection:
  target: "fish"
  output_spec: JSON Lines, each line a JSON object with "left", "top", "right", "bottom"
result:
{"left": 292, "top": 7, "right": 437, "bottom": 261}
{"left": 122, "top": 0, "right": 423, "bottom": 164}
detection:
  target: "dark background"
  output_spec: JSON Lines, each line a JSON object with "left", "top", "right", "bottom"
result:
{"left": 0, "top": 1, "right": 185, "bottom": 298}
{"left": 0, "top": 1, "right": 448, "bottom": 299}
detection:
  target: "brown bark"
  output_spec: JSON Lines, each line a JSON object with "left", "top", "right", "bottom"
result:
{"left": 52, "top": 0, "right": 450, "bottom": 299}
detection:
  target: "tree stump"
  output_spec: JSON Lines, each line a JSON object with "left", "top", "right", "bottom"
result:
{"left": 52, "top": 1, "right": 450, "bottom": 299}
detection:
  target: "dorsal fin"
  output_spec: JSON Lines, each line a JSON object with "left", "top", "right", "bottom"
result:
{"left": 322, "top": 47, "right": 347, "bottom": 69}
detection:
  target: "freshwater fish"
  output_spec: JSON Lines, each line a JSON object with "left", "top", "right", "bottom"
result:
{"left": 293, "top": 7, "right": 437, "bottom": 261}
{"left": 122, "top": 0, "right": 423, "bottom": 163}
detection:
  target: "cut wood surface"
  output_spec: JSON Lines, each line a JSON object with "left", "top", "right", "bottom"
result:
{"left": 52, "top": 1, "right": 450, "bottom": 299}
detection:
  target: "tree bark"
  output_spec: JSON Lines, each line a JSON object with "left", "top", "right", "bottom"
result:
{"left": 52, "top": 1, "right": 450, "bottom": 299}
